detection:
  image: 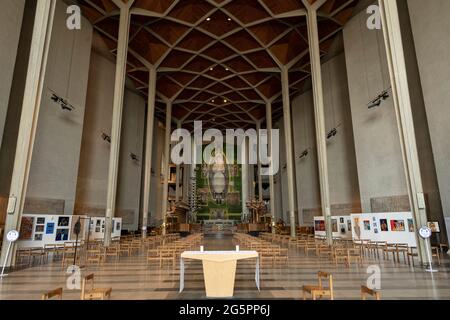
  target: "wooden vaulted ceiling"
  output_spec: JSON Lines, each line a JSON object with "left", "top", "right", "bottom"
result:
{"left": 79, "top": 0, "right": 360, "bottom": 131}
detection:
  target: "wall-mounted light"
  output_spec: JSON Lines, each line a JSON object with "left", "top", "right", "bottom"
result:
{"left": 130, "top": 153, "right": 139, "bottom": 162}
{"left": 101, "top": 133, "right": 111, "bottom": 143}
{"left": 327, "top": 128, "right": 338, "bottom": 140}
{"left": 367, "top": 87, "right": 391, "bottom": 109}
{"left": 326, "top": 123, "right": 342, "bottom": 141}
{"left": 50, "top": 93, "right": 75, "bottom": 111}
{"left": 299, "top": 149, "right": 309, "bottom": 160}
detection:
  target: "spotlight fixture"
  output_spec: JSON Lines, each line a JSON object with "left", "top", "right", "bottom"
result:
{"left": 210, "top": 67, "right": 214, "bottom": 71}
{"left": 50, "top": 93, "right": 75, "bottom": 111}
{"left": 206, "top": 17, "right": 211, "bottom": 21}
{"left": 299, "top": 149, "right": 309, "bottom": 160}
{"left": 225, "top": 67, "right": 229, "bottom": 71}
{"left": 326, "top": 128, "right": 338, "bottom": 140}
{"left": 224, "top": 99, "right": 228, "bottom": 103}
{"left": 367, "top": 87, "right": 391, "bottom": 109}
{"left": 227, "top": 18, "right": 231, "bottom": 21}
{"left": 130, "top": 153, "right": 139, "bottom": 162}
{"left": 101, "top": 133, "right": 111, "bottom": 143}
{"left": 211, "top": 99, "right": 215, "bottom": 103}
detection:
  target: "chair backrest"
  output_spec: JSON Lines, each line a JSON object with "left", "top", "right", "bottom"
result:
{"left": 361, "top": 285, "right": 380, "bottom": 300}
{"left": 81, "top": 273, "right": 95, "bottom": 299}
{"left": 42, "top": 287, "right": 63, "bottom": 300}
{"left": 317, "top": 271, "right": 333, "bottom": 294}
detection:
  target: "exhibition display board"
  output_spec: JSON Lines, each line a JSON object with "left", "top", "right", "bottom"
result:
{"left": 88, "top": 217, "right": 122, "bottom": 240}
{"left": 314, "top": 216, "right": 353, "bottom": 239}
{"left": 17, "top": 215, "right": 122, "bottom": 248}
{"left": 17, "top": 214, "right": 89, "bottom": 248}
{"left": 350, "top": 212, "right": 417, "bottom": 247}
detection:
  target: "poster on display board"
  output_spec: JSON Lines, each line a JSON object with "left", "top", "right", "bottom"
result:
{"left": 350, "top": 212, "right": 417, "bottom": 247}
{"left": 314, "top": 216, "right": 353, "bottom": 239}
{"left": 17, "top": 214, "right": 88, "bottom": 249}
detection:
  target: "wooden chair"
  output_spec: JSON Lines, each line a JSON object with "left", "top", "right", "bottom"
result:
{"left": 28, "top": 248, "right": 46, "bottom": 265}
{"left": 302, "top": 271, "right": 334, "bottom": 300}
{"left": 42, "top": 287, "right": 63, "bottom": 300}
{"left": 260, "top": 248, "right": 274, "bottom": 267}
{"left": 407, "top": 247, "right": 418, "bottom": 266}
{"left": 272, "top": 247, "right": 288, "bottom": 265}
{"left": 118, "top": 242, "right": 131, "bottom": 257}
{"left": 431, "top": 246, "right": 441, "bottom": 266}
{"left": 395, "top": 244, "right": 409, "bottom": 263}
{"left": 347, "top": 248, "right": 363, "bottom": 267}
{"left": 86, "top": 248, "right": 104, "bottom": 265}
{"left": 361, "top": 285, "right": 381, "bottom": 300}
{"left": 317, "top": 245, "right": 334, "bottom": 261}
{"left": 16, "top": 248, "right": 32, "bottom": 265}
{"left": 296, "top": 240, "right": 308, "bottom": 252}
{"left": 305, "top": 241, "right": 318, "bottom": 256}
{"left": 333, "top": 248, "right": 348, "bottom": 266}
{"left": 147, "top": 248, "right": 160, "bottom": 264}
{"left": 104, "top": 244, "right": 119, "bottom": 261}
{"left": 383, "top": 244, "right": 398, "bottom": 261}
{"left": 81, "top": 274, "right": 112, "bottom": 300}
{"left": 159, "top": 247, "right": 176, "bottom": 268}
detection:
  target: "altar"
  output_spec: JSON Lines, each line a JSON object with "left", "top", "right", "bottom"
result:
{"left": 202, "top": 219, "right": 235, "bottom": 235}
{"left": 180, "top": 250, "right": 260, "bottom": 298}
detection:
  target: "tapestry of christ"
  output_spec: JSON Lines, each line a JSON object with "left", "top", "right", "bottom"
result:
{"left": 195, "top": 146, "right": 242, "bottom": 222}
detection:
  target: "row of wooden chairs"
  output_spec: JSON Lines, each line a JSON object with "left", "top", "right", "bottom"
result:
{"left": 42, "top": 273, "right": 112, "bottom": 300}
{"left": 234, "top": 233, "right": 289, "bottom": 266}
{"left": 147, "top": 234, "right": 203, "bottom": 268}
{"left": 302, "top": 271, "right": 381, "bottom": 300}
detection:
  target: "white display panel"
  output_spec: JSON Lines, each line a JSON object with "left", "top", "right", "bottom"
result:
{"left": 350, "top": 212, "right": 417, "bottom": 247}
{"left": 314, "top": 216, "right": 353, "bottom": 240}
{"left": 88, "top": 217, "right": 122, "bottom": 240}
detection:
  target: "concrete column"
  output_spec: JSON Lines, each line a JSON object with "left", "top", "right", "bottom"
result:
{"left": 256, "top": 121, "right": 263, "bottom": 201}
{"left": 0, "top": 0, "right": 56, "bottom": 269}
{"left": 306, "top": 8, "right": 333, "bottom": 245}
{"left": 161, "top": 101, "right": 172, "bottom": 235}
{"left": 281, "top": 67, "right": 297, "bottom": 238}
{"left": 141, "top": 67, "right": 157, "bottom": 239}
{"left": 241, "top": 138, "right": 249, "bottom": 222}
{"left": 189, "top": 136, "right": 197, "bottom": 222}
{"left": 379, "top": 0, "right": 431, "bottom": 266}
{"left": 266, "top": 102, "right": 276, "bottom": 234}
{"left": 104, "top": 4, "right": 132, "bottom": 246}
{"left": 175, "top": 121, "right": 181, "bottom": 202}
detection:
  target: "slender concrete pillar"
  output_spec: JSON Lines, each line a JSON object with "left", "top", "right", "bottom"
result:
{"left": 189, "top": 136, "right": 197, "bottom": 222}
{"left": 256, "top": 121, "right": 263, "bottom": 201}
{"left": 241, "top": 138, "right": 249, "bottom": 222}
{"left": 141, "top": 67, "right": 157, "bottom": 239}
{"left": 306, "top": 9, "right": 333, "bottom": 245}
{"left": 0, "top": 0, "right": 56, "bottom": 268}
{"left": 379, "top": 0, "right": 431, "bottom": 266}
{"left": 161, "top": 101, "right": 172, "bottom": 235}
{"left": 266, "top": 102, "right": 276, "bottom": 234}
{"left": 175, "top": 121, "right": 181, "bottom": 202}
{"left": 104, "top": 4, "right": 132, "bottom": 246}
{"left": 281, "top": 67, "right": 297, "bottom": 238}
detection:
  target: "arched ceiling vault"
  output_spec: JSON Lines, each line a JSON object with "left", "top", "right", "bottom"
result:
{"left": 79, "top": 0, "right": 360, "bottom": 131}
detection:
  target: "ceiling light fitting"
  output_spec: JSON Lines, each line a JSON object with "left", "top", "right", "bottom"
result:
{"left": 50, "top": 93, "right": 75, "bottom": 111}
{"left": 101, "top": 133, "right": 111, "bottom": 143}
{"left": 299, "top": 149, "right": 309, "bottom": 160}
{"left": 130, "top": 153, "right": 139, "bottom": 162}
{"left": 367, "top": 87, "right": 392, "bottom": 109}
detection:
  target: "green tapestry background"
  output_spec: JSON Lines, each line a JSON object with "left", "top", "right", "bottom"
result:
{"left": 195, "top": 144, "right": 242, "bottom": 222}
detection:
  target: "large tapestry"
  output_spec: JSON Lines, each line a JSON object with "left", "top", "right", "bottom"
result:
{"left": 195, "top": 144, "right": 242, "bottom": 222}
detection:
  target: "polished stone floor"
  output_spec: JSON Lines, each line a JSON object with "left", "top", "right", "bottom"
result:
{"left": 0, "top": 234, "right": 449, "bottom": 300}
